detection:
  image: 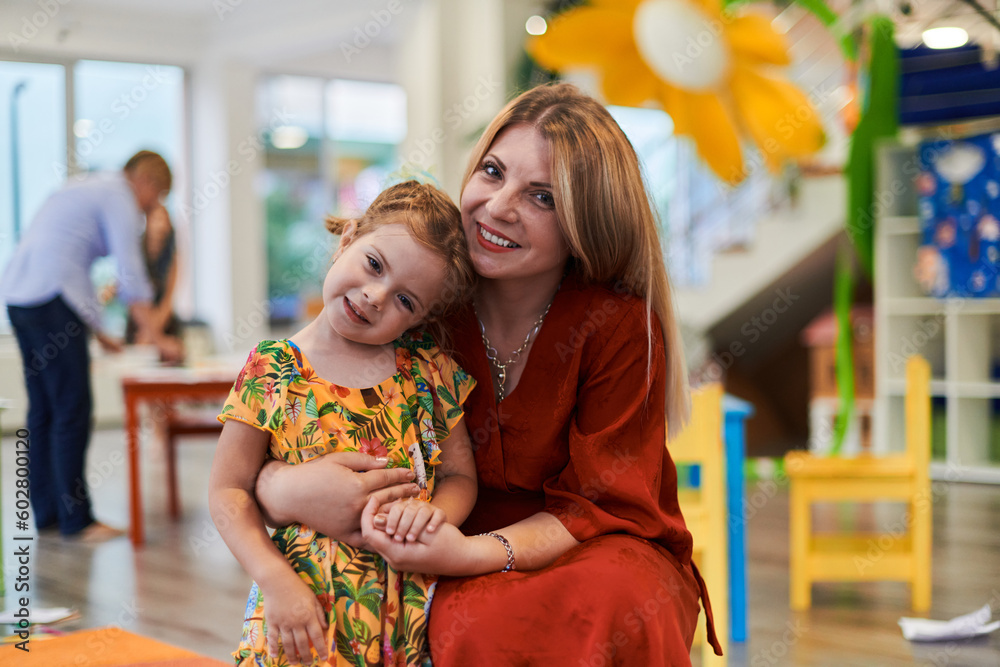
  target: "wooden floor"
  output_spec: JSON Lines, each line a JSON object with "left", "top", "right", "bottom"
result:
{"left": 3, "top": 428, "right": 1000, "bottom": 665}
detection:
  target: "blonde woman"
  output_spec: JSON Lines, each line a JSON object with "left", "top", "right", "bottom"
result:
{"left": 256, "top": 83, "right": 720, "bottom": 665}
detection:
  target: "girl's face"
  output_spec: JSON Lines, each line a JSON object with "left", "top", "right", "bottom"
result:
{"left": 322, "top": 222, "right": 448, "bottom": 346}
{"left": 461, "top": 124, "right": 571, "bottom": 284}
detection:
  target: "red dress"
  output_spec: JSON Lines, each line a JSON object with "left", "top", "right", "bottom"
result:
{"left": 429, "top": 276, "right": 721, "bottom": 666}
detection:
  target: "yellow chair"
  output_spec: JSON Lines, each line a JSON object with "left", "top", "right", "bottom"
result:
{"left": 786, "top": 354, "right": 931, "bottom": 611}
{"left": 671, "top": 383, "right": 727, "bottom": 666}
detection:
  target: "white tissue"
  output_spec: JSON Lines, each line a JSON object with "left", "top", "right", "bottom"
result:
{"left": 899, "top": 604, "right": 1000, "bottom": 642}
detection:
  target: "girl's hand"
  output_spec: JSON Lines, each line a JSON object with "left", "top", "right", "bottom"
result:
{"left": 262, "top": 577, "right": 329, "bottom": 666}
{"left": 377, "top": 498, "right": 447, "bottom": 544}
{"left": 361, "top": 497, "right": 494, "bottom": 576}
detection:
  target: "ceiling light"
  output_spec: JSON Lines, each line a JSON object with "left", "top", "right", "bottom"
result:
{"left": 73, "top": 119, "right": 93, "bottom": 138}
{"left": 525, "top": 15, "right": 547, "bottom": 36}
{"left": 922, "top": 27, "right": 969, "bottom": 49}
{"left": 271, "top": 125, "right": 308, "bottom": 150}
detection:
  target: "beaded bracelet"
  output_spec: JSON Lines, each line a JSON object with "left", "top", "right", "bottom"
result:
{"left": 479, "top": 532, "right": 516, "bottom": 572}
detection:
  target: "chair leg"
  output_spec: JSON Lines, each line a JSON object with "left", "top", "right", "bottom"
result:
{"left": 789, "top": 482, "right": 811, "bottom": 610}
{"left": 166, "top": 432, "right": 180, "bottom": 520}
{"left": 911, "top": 491, "right": 932, "bottom": 611}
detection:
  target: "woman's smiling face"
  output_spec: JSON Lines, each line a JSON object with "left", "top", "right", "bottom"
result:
{"left": 460, "top": 124, "right": 571, "bottom": 285}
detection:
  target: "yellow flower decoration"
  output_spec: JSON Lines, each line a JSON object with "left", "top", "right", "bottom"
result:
{"left": 528, "top": 0, "right": 825, "bottom": 184}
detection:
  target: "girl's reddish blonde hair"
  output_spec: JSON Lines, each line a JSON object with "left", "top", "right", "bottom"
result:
{"left": 326, "top": 180, "right": 474, "bottom": 326}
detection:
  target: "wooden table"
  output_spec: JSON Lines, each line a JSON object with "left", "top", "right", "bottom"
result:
{"left": 122, "top": 368, "right": 235, "bottom": 546}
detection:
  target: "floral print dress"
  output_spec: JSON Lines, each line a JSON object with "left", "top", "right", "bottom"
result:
{"left": 218, "top": 332, "right": 475, "bottom": 667}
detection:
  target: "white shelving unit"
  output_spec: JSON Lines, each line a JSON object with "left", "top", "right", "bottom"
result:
{"left": 874, "top": 142, "right": 1000, "bottom": 484}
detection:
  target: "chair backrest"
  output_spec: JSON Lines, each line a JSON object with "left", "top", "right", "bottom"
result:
{"left": 906, "top": 354, "right": 931, "bottom": 481}
{"left": 669, "top": 383, "right": 724, "bottom": 502}
{"left": 670, "top": 383, "right": 723, "bottom": 463}
{"left": 669, "top": 383, "right": 728, "bottom": 662}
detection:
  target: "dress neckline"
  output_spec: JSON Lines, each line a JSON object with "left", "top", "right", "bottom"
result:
{"left": 472, "top": 282, "right": 567, "bottom": 406}
{"left": 285, "top": 338, "right": 404, "bottom": 391}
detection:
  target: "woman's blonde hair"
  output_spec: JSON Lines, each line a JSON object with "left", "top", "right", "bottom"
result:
{"left": 326, "top": 180, "right": 474, "bottom": 329}
{"left": 461, "top": 83, "right": 690, "bottom": 436}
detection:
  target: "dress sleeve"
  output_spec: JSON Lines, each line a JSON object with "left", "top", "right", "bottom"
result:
{"left": 408, "top": 332, "right": 477, "bottom": 464}
{"left": 543, "top": 301, "right": 684, "bottom": 545}
{"left": 217, "top": 341, "right": 291, "bottom": 441}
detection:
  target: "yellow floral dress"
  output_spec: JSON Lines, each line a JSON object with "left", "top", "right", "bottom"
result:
{"left": 218, "top": 332, "right": 475, "bottom": 667}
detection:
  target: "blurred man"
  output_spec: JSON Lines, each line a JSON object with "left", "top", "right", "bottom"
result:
{"left": 2, "top": 150, "right": 175, "bottom": 541}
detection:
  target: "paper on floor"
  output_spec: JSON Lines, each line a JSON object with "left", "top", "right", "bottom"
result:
{"left": 899, "top": 604, "right": 1000, "bottom": 642}
{"left": 0, "top": 606, "right": 78, "bottom": 625}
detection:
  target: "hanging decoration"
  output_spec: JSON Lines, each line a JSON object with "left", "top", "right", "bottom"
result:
{"left": 527, "top": 0, "right": 826, "bottom": 184}
{"left": 827, "top": 15, "right": 899, "bottom": 456}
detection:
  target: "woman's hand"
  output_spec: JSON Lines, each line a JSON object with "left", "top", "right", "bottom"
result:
{"left": 361, "top": 497, "right": 505, "bottom": 576}
{"left": 260, "top": 575, "right": 329, "bottom": 666}
{"left": 256, "top": 453, "right": 421, "bottom": 547}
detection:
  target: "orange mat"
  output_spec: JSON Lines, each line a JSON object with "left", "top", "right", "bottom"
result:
{"left": 0, "top": 627, "right": 230, "bottom": 666}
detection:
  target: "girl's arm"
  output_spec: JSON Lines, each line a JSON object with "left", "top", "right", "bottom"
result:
{"left": 428, "top": 418, "right": 477, "bottom": 525}
{"left": 376, "top": 419, "right": 478, "bottom": 543}
{"left": 208, "top": 420, "right": 329, "bottom": 664}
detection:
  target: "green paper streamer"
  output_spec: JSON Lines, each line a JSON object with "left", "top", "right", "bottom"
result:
{"left": 831, "top": 246, "right": 856, "bottom": 456}
{"left": 845, "top": 16, "right": 899, "bottom": 279}
{"left": 832, "top": 16, "right": 898, "bottom": 456}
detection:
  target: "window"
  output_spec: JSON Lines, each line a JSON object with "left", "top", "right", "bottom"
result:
{"left": 0, "top": 61, "right": 66, "bottom": 269}
{"left": 0, "top": 57, "right": 186, "bottom": 333}
{"left": 258, "top": 76, "right": 406, "bottom": 325}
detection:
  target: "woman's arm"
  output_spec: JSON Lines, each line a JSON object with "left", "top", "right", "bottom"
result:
{"left": 255, "top": 453, "right": 420, "bottom": 542}
{"left": 208, "top": 420, "right": 328, "bottom": 663}
{"left": 156, "top": 252, "right": 178, "bottom": 329}
{"left": 361, "top": 502, "right": 579, "bottom": 576}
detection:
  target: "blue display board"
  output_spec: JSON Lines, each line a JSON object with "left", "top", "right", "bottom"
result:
{"left": 916, "top": 132, "right": 1000, "bottom": 297}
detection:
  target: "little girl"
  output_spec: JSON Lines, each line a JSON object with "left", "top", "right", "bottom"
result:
{"left": 209, "top": 181, "right": 478, "bottom": 667}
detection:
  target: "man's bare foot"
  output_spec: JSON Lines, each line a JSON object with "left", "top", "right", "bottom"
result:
{"left": 71, "top": 522, "right": 126, "bottom": 543}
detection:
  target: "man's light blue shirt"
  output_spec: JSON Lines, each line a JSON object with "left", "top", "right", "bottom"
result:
{"left": 1, "top": 172, "right": 153, "bottom": 331}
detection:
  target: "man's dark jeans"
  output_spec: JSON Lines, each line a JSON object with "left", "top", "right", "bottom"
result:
{"left": 8, "top": 295, "right": 95, "bottom": 535}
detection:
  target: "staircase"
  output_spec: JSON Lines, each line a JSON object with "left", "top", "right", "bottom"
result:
{"left": 675, "top": 174, "right": 846, "bottom": 335}
{"left": 673, "top": 0, "right": 852, "bottom": 343}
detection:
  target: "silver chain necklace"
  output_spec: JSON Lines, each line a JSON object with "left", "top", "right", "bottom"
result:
{"left": 475, "top": 299, "right": 554, "bottom": 402}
